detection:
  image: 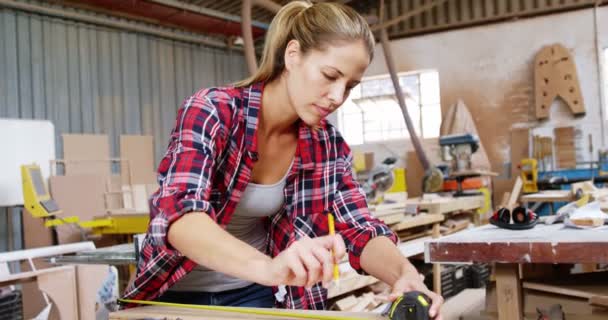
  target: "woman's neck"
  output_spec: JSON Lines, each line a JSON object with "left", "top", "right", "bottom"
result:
{"left": 260, "top": 78, "right": 299, "bottom": 137}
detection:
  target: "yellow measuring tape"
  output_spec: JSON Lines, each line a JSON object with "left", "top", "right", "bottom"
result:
{"left": 118, "top": 298, "right": 372, "bottom": 320}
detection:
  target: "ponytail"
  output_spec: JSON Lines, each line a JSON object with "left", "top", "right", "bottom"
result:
{"left": 234, "top": 1, "right": 374, "bottom": 87}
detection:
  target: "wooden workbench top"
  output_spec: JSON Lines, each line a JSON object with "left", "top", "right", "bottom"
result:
{"left": 109, "top": 305, "right": 384, "bottom": 320}
{"left": 425, "top": 223, "right": 608, "bottom": 264}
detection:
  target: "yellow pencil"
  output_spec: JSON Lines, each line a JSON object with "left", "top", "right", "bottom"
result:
{"left": 327, "top": 212, "right": 340, "bottom": 285}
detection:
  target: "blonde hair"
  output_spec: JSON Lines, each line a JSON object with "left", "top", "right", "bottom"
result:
{"left": 234, "top": 1, "right": 374, "bottom": 87}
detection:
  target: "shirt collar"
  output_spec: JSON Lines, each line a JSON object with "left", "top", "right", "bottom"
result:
{"left": 245, "top": 82, "right": 319, "bottom": 171}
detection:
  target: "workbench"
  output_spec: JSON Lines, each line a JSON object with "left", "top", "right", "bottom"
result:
{"left": 109, "top": 305, "right": 384, "bottom": 319}
{"left": 425, "top": 223, "right": 608, "bottom": 320}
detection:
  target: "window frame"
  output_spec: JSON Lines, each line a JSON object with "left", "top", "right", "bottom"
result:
{"left": 337, "top": 69, "right": 441, "bottom": 145}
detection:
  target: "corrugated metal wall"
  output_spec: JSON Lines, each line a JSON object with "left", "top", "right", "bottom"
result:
{"left": 382, "top": 0, "right": 602, "bottom": 38}
{"left": 0, "top": 6, "right": 246, "bottom": 252}
{"left": 0, "top": 7, "right": 247, "bottom": 162}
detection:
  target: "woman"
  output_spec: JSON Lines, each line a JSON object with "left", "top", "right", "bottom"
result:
{"left": 123, "top": 1, "right": 443, "bottom": 318}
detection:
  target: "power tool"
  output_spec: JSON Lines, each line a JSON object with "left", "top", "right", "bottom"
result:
{"left": 384, "top": 291, "right": 431, "bottom": 320}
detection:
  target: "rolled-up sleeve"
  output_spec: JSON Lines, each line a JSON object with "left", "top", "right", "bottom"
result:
{"left": 331, "top": 148, "right": 398, "bottom": 274}
{"left": 148, "top": 93, "right": 227, "bottom": 256}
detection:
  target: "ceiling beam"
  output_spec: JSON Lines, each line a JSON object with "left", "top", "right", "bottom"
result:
{"left": 371, "top": 0, "right": 448, "bottom": 32}
{"left": 146, "top": 0, "right": 270, "bottom": 29}
{"left": 0, "top": 0, "right": 231, "bottom": 49}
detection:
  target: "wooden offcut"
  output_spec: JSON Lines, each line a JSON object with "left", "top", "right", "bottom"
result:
{"left": 534, "top": 43, "right": 585, "bottom": 119}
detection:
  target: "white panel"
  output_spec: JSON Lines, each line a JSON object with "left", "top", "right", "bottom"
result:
{"left": 0, "top": 119, "right": 55, "bottom": 206}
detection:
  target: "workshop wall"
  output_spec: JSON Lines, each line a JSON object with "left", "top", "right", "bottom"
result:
{"left": 359, "top": 6, "right": 608, "bottom": 174}
{"left": 0, "top": 7, "right": 247, "bottom": 165}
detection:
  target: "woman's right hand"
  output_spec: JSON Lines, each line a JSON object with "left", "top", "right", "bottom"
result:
{"left": 259, "top": 234, "right": 346, "bottom": 289}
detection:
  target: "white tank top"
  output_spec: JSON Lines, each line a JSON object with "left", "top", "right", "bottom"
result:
{"left": 170, "top": 166, "right": 290, "bottom": 292}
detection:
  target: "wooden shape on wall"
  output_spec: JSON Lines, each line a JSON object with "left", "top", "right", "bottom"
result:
{"left": 535, "top": 44, "right": 585, "bottom": 119}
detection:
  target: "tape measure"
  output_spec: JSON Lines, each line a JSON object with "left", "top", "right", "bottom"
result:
{"left": 383, "top": 291, "right": 430, "bottom": 320}
{"left": 119, "top": 290, "right": 430, "bottom": 320}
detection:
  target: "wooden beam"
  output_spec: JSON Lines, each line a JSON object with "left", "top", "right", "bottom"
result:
{"left": 495, "top": 264, "right": 523, "bottom": 320}
{"left": 371, "top": 0, "right": 449, "bottom": 32}
{"left": 252, "top": 0, "right": 281, "bottom": 13}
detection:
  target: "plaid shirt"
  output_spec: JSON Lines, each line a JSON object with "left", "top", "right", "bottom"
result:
{"left": 123, "top": 82, "right": 397, "bottom": 309}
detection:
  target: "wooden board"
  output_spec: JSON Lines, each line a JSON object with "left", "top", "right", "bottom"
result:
{"left": 110, "top": 305, "right": 384, "bottom": 320}
{"left": 120, "top": 135, "right": 156, "bottom": 185}
{"left": 62, "top": 134, "right": 111, "bottom": 177}
{"left": 555, "top": 126, "right": 576, "bottom": 169}
{"left": 49, "top": 175, "right": 107, "bottom": 244}
{"left": 425, "top": 224, "right": 608, "bottom": 264}
{"left": 495, "top": 264, "right": 523, "bottom": 320}
{"left": 327, "top": 272, "right": 379, "bottom": 299}
{"left": 535, "top": 43, "right": 585, "bottom": 119}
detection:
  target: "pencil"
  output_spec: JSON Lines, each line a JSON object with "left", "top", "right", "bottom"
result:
{"left": 327, "top": 212, "right": 340, "bottom": 285}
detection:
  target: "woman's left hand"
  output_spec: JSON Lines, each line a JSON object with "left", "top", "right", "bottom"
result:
{"left": 388, "top": 269, "right": 444, "bottom": 320}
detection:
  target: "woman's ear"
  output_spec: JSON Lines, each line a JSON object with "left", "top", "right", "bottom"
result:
{"left": 284, "top": 39, "right": 301, "bottom": 72}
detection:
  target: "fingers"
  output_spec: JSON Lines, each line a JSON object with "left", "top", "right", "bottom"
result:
{"left": 311, "top": 246, "right": 334, "bottom": 287}
{"left": 332, "top": 235, "right": 346, "bottom": 262}
{"left": 297, "top": 247, "right": 322, "bottom": 288}
{"left": 284, "top": 249, "right": 307, "bottom": 286}
{"left": 281, "top": 235, "right": 346, "bottom": 288}
{"left": 426, "top": 291, "right": 444, "bottom": 319}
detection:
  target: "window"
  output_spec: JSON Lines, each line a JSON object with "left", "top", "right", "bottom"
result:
{"left": 338, "top": 70, "right": 441, "bottom": 145}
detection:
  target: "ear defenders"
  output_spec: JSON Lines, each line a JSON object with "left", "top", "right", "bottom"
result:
{"left": 490, "top": 206, "right": 538, "bottom": 230}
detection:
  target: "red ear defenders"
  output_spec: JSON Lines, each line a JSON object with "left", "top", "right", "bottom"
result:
{"left": 490, "top": 207, "right": 538, "bottom": 230}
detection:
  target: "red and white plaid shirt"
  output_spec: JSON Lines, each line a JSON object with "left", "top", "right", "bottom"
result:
{"left": 122, "top": 82, "right": 397, "bottom": 309}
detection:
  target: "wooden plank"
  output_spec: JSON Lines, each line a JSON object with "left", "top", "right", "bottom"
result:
{"left": 432, "top": 222, "right": 441, "bottom": 296}
{"left": 409, "top": 195, "right": 484, "bottom": 215}
{"left": 425, "top": 224, "right": 608, "bottom": 264}
{"left": 590, "top": 295, "right": 608, "bottom": 307}
{"left": 522, "top": 282, "right": 595, "bottom": 299}
{"left": 390, "top": 213, "right": 444, "bottom": 231}
{"left": 62, "top": 134, "right": 111, "bottom": 177}
{"left": 506, "top": 176, "right": 522, "bottom": 210}
{"left": 327, "top": 272, "right": 379, "bottom": 299}
{"left": 120, "top": 135, "right": 156, "bottom": 185}
{"left": 495, "top": 264, "right": 523, "bottom": 320}
{"left": 520, "top": 190, "right": 574, "bottom": 203}
{"left": 76, "top": 265, "right": 109, "bottom": 320}
{"left": 110, "top": 305, "right": 385, "bottom": 320}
